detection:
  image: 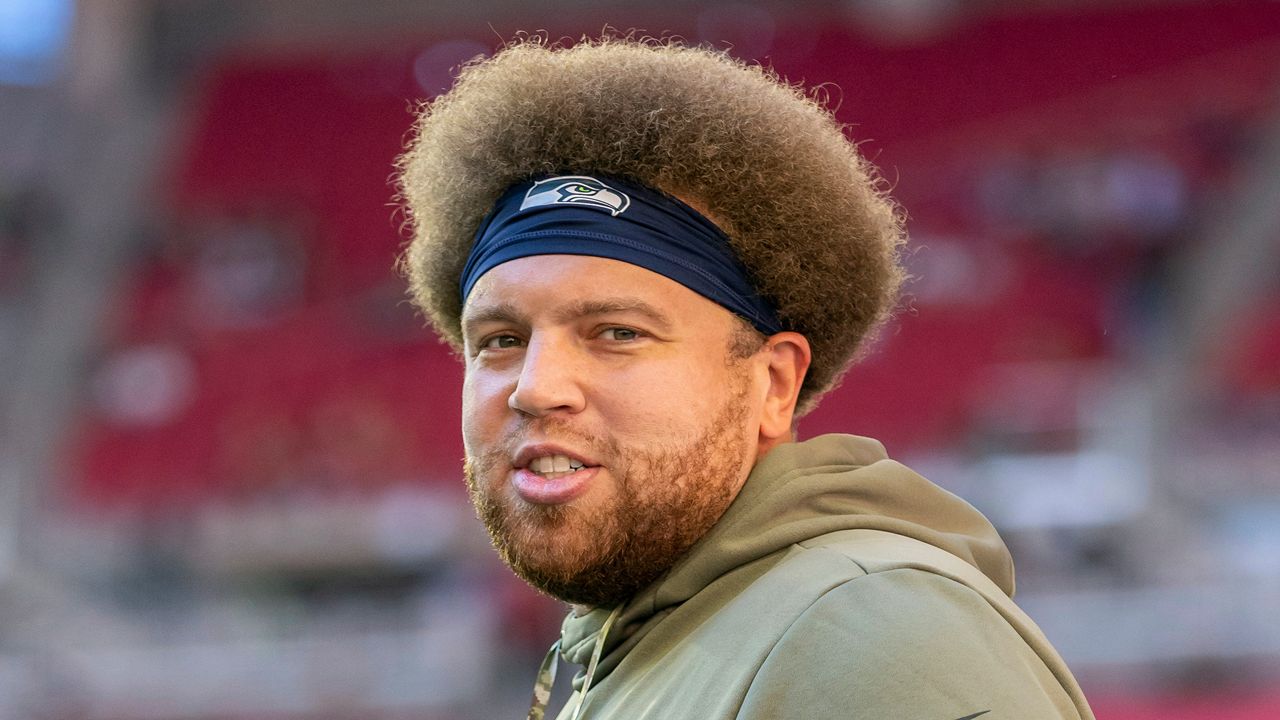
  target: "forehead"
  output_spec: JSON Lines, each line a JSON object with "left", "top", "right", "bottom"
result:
{"left": 462, "top": 254, "right": 734, "bottom": 328}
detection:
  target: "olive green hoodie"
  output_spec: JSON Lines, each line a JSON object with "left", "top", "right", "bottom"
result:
{"left": 544, "top": 434, "right": 1094, "bottom": 720}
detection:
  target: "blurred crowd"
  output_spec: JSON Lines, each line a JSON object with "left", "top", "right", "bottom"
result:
{"left": 1, "top": 1, "right": 1279, "bottom": 718}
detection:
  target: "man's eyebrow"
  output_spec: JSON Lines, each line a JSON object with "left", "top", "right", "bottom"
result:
{"left": 461, "top": 302, "right": 526, "bottom": 334}
{"left": 461, "top": 297, "right": 677, "bottom": 333}
{"left": 554, "top": 298, "right": 675, "bottom": 332}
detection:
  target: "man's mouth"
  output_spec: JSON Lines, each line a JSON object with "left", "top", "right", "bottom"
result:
{"left": 511, "top": 446, "right": 600, "bottom": 505}
{"left": 527, "top": 453, "right": 587, "bottom": 479}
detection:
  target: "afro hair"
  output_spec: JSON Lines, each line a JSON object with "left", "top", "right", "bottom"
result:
{"left": 397, "top": 36, "right": 906, "bottom": 415}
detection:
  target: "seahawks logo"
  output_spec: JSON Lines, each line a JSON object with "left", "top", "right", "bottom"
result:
{"left": 520, "top": 176, "right": 631, "bottom": 216}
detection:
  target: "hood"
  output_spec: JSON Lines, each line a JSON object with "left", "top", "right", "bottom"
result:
{"left": 559, "top": 433, "right": 1014, "bottom": 684}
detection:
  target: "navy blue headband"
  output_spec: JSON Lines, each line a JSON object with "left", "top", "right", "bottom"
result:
{"left": 460, "top": 174, "right": 783, "bottom": 335}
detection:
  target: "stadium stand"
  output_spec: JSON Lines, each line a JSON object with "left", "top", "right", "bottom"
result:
{"left": 32, "top": 1, "right": 1280, "bottom": 717}
{"left": 70, "top": 1, "right": 1280, "bottom": 507}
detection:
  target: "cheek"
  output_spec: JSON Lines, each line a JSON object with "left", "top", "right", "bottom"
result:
{"left": 595, "top": 362, "right": 733, "bottom": 436}
{"left": 461, "top": 369, "right": 511, "bottom": 451}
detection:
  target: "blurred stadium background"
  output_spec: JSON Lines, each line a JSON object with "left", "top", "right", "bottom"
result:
{"left": 2, "top": 0, "right": 1279, "bottom": 717}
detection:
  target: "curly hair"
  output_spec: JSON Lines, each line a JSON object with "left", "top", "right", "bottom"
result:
{"left": 397, "top": 36, "right": 905, "bottom": 415}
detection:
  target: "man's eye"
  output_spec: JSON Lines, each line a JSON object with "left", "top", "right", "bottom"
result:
{"left": 601, "top": 327, "right": 640, "bottom": 342}
{"left": 481, "top": 335, "right": 523, "bottom": 349}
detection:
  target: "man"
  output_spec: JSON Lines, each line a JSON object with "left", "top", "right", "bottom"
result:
{"left": 398, "top": 37, "right": 1095, "bottom": 720}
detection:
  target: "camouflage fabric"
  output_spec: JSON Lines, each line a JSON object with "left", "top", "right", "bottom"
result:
{"left": 526, "top": 639, "right": 560, "bottom": 720}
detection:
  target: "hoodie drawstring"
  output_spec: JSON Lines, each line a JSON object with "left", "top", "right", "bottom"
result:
{"left": 526, "top": 638, "right": 561, "bottom": 720}
{"left": 571, "top": 605, "right": 620, "bottom": 720}
{"left": 526, "top": 604, "right": 622, "bottom": 720}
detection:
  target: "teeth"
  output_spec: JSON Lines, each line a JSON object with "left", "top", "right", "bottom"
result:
{"left": 529, "top": 454, "right": 586, "bottom": 475}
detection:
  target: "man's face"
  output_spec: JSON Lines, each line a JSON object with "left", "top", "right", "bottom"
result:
{"left": 460, "top": 255, "right": 764, "bottom": 608}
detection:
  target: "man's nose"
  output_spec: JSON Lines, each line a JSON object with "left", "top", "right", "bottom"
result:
{"left": 508, "top": 335, "right": 586, "bottom": 417}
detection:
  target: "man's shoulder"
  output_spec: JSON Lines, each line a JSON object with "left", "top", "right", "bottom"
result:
{"left": 787, "top": 527, "right": 1010, "bottom": 599}
{"left": 748, "top": 528, "right": 1030, "bottom": 651}
{"left": 759, "top": 530, "right": 1016, "bottom": 642}
{"left": 695, "top": 528, "right": 1016, "bottom": 651}
{"left": 588, "top": 530, "right": 1092, "bottom": 720}
{"left": 739, "top": 527, "right": 1007, "bottom": 603}
{"left": 727, "top": 529, "right": 1092, "bottom": 720}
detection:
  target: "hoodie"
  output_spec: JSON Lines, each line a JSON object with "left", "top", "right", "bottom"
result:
{"left": 540, "top": 434, "right": 1094, "bottom": 720}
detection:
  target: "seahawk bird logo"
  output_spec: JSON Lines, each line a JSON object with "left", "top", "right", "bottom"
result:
{"left": 520, "top": 176, "right": 631, "bottom": 216}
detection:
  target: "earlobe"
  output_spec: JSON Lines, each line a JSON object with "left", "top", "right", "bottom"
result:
{"left": 758, "top": 332, "right": 811, "bottom": 444}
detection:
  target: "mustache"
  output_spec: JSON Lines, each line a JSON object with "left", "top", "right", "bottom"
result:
{"left": 503, "top": 416, "right": 614, "bottom": 453}
{"left": 469, "top": 416, "right": 622, "bottom": 469}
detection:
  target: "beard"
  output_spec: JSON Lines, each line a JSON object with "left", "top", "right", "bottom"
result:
{"left": 464, "top": 381, "right": 752, "bottom": 609}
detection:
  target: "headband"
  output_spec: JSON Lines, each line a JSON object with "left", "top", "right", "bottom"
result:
{"left": 459, "top": 174, "right": 784, "bottom": 335}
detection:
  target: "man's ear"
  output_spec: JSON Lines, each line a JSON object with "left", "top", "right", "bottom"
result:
{"left": 757, "top": 332, "right": 811, "bottom": 445}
